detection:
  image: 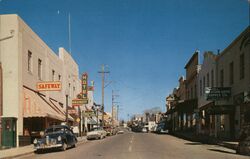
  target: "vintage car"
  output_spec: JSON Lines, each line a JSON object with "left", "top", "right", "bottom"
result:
{"left": 87, "top": 127, "right": 107, "bottom": 140}
{"left": 33, "top": 125, "right": 77, "bottom": 152}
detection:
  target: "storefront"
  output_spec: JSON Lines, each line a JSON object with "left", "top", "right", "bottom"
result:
{"left": 21, "top": 86, "right": 73, "bottom": 146}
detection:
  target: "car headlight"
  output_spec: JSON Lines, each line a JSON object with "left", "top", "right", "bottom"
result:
{"left": 33, "top": 138, "right": 38, "bottom": 144}
{"left": 57, "top": 136, "right": 62, "bottom": 141}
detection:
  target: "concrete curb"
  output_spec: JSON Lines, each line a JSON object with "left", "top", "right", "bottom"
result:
{"left": 0, "top": 137, "right": 88, "bottom": 159}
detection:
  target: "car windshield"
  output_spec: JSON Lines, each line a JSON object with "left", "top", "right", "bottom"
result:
{"left": 45, "top": 127, "right": 64, "bottom": 134}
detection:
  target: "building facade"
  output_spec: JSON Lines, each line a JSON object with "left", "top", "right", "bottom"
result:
{"left": 0, "top": 14, "right": 81, "bottom": 147}
{"left": 215, "top": 26, "right": 250, "bottom": 139}
{"left": 197, "top": 51, "right": 218, "bottom": 136}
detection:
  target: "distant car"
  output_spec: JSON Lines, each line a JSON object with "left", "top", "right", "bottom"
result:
{"left": 155, "top": 123, "right": 168, "bottom": 134}
{"left": 103, "top": 126, "right": 113, "bottom": 136}
{"left": 33, "top": 125, "right": 77, "bottom": 152}
{"left": 142, "top": 127, "right": 148, "bottom": 133}
{"left": 87, "top": 127, "right": 107, "bottom": 140}
{"left": 117, "top": 129, "right": 124, "bottom": 134}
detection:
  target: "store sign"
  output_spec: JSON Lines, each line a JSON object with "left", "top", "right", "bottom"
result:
{"left": 83, "top": 111, "right": 95, "bottom": 117}
{"left": 205, "top": 87, "right": 231, "bottom": 101}
{"left": 72, "top": 99, "right": 88, "bottom": 106}
{"left": 82, "top": 73, "right": 88, "bottom": 103}
{"left": 37, "top": 81, "right": 61, "bottom": 91}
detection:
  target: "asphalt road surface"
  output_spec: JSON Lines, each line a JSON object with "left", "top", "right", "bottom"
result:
{"left": 18, "top": 132, "right": 249, "bottom": 159}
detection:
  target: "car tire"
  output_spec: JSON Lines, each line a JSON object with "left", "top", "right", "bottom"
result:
{"left": 61, "top": 142, "right": 67, "bottom": 151}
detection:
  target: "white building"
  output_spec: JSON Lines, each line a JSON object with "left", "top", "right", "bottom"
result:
{"left": 197, "top": 51, "right": 218, "bottom": 136}
{"left": 0, "top": 14, "right": 81, "bottom": 147}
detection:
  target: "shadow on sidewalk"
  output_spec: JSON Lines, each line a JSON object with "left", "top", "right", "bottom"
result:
{"left": 185, "top": 142, "right": 203, "bottom": 145}
{"left": 207, "top": 148, "right": 236, "bottom": 155}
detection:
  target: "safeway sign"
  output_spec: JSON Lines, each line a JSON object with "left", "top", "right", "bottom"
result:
{"left": 37, "top": 81, "right": 62, "bottom": 91}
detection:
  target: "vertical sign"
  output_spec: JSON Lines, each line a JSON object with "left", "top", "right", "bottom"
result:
{"left": 82, "top": 73, "right": 88, "bottom": 102}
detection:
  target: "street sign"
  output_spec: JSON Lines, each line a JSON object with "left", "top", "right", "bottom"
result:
{"left": 72, "top": 99, "right": 88, "bottom": 106}
{"left": 206, "top": 87, "right": 231, "bottom": 101}
{"left": 76, "top": 118, "right": 80, "bottom": 123}
{"left": 37, "top": 81, "right": 61, "bottom": 91}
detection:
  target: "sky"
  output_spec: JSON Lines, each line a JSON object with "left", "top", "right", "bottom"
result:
{"left": 0, "top": 0, "right": 249, "bottom": 121}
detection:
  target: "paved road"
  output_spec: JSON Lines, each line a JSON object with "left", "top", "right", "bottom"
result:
{"left": 18, "top": 132, "right": 249, "bottom": 159}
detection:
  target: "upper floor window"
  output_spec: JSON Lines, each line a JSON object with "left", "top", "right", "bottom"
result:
{"left": 38, "top": 59, "right": 42, "bottom": 80}
{"left": 220, "top": 69, "right": 224, "bottom": 87}
{"left": 207, "top": 73, "right": 210, "bottom": 87}
{"left": 28, "top": 51, "right": 33, "bottom": 72}
{"left": 200, "top": 80, "right": 202, "bottom": 96}
{"left": 203, "top": 76, "right": 205, "bottom": 94}
{"left": 240, "top": 53, "right": 245, "bottom": 80}
{"left": 52, "top": 70, "right": 55, "bottom": 81}
{"left": 229, "top": 62, "right": 234, "bottom": 84}
{"left": 58, "top": 75, "right": 61, "bottom": 81}
{"left": 211, "top": 70, "right": 214, "bottom": 87}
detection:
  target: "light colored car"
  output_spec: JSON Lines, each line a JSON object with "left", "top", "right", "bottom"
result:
{"left": 142, "top": 127, "right": 148, "bottom": 133}
{"left": 87, "top": 127, "right": 107, "bottom": 140}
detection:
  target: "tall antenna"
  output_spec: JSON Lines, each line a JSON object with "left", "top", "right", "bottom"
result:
{"left": 68, "top": 13, "right": 71, "bottom": 55}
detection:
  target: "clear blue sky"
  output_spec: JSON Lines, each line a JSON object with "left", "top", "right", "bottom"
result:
{"left": 0, "top": 0, "right": 249, "bottom": 120}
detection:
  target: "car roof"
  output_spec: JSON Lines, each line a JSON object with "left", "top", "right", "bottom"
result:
{"left": 47, "top": 125, "right": 69, "bottom": 129}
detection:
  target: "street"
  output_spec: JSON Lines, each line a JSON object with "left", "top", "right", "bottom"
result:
{"left": 17, "top": 132, "right": 249, "bottom": 159}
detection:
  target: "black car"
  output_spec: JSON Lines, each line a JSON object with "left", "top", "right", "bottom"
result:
{"left": 33, "top": 125, "right": 77, "bottom": 152}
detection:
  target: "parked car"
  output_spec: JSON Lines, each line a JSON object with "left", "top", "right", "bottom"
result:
{"left": 103, "top": 126, "right": 112, "bottom": 136}
{"left": 33, "top": 125, "right": 77, "bottom": 152}
{"left": 142, "top": 127, "right": 148, "bottom": 133}
{"left": 117, "top": 128, "right": 124, "bottom": 134}
{"left": 155, "top": 122, "right": 168, "bottom": 134}
{"left": 87, "top": 127, "right": 107, "bottom": 140}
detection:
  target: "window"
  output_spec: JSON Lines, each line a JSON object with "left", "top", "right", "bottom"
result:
{"left": 211, "top": 70, "right": 214, "bottom": 87}
{"left": 38, "top": 59, "right": 42, "bottom": 80}
{"left": 220, "top": 69, "right": 224, "bottom": 87}
{"left": 52, "top": 70, "right": 55, "bottom": 81}
{"left": 28, "top": 51, "right": 32, "bottom": 72}
{"left": 58, "top": 75, "right": 61, "bottom": 81}
{"left": 200, "top": 80, "right": 202, "bottom": 96}
{"left": 194, "top": 84, "right": 197, "bottom": 98}
{"left": 203, "top": 76, "right": 205, "bottom": 94}
{"left": 229, "top": 62, "right": 234, "bottom": 84}
{"left": 240, "top": 53, "right": 245, "bottom": 79}
{"left": 191, "top": 87, "right": 193, "bottom": 99}
{"left": 207, "top": 73, "right": 210, "bottom": 87}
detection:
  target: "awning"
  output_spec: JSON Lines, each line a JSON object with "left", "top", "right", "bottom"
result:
{"left": 23, "top": 87, "right": 65, "bottom": 121}
{"left": 176, "top": 99, "right": 198, "bottom": 113}
{"left": 49, "top": 99, "right": 74, "bottom": 121}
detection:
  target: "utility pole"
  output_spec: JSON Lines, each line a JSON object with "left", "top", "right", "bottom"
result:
{"left": 98, "top": 65, "right": 109, "bottom": 127}
{"left": 111, "top": 90, "right": 119, "bottom": 126}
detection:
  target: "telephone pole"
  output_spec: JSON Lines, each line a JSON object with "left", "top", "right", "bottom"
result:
{"left": 98, "top": 65, "right": 110, "bottom": 127}
{"left": 111, "top": 90, "right": 119, "bottom": 126}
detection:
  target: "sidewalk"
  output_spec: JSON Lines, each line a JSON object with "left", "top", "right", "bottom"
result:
{"left": 172, "top": 132, "right": 238, "bottom": 150}
{"left": 0, "top": 136, "right": 87, "bottom": 159}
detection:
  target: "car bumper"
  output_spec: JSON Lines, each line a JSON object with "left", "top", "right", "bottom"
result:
{"left": 87, "top": 135, "right": 99, "bottom": 139}
{"left": 34, "top": 143, "right": 63, "bottom": 150}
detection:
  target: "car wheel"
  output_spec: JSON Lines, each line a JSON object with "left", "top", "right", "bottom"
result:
{"left": 61, "top": 142, "right": 67, "bottom": 151}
